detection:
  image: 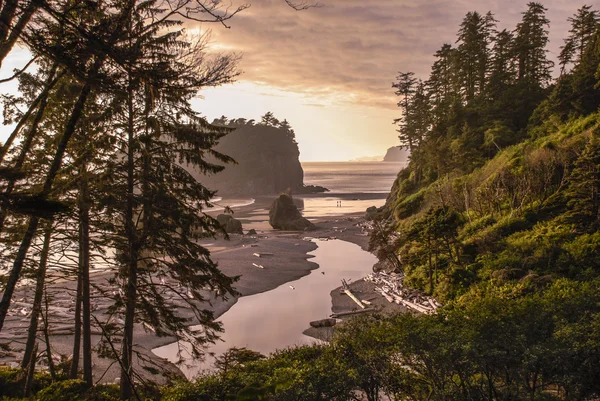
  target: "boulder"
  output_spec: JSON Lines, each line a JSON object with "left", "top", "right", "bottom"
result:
{"left": 297, "top": 184, "right": 329, "bottom": 194}
{"left": 365, "top": 206, "right": 378, "bottom": 220}
{"left": 269, "top": 193, "right": 316, "bottom": 231}
{"left": 373, "top": 259, "right": 400, "bottom": 273}
{"left": 246, "top": 229, "right": 258, "bottom": 235}
{"left": 309, "top": 318, "right": 337, "bottom": 328}
{"left": 217, "top": 214, "right": 243, "bottom": 234}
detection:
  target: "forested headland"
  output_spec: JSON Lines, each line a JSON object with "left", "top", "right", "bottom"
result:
{"left": 195, "top": 113, "right": 311, "bottom": 196}
{"left": 0, "top": 1, "right": 599, "bottom": 401}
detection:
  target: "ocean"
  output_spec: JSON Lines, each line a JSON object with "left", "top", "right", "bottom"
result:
{"left": 212, "top": 161, "right": 407, "bottom": 221}
{"left": 301, "top": 161, "right": 406, "bottom": 194}
{"left": 298, "top": 161, "right": 406, "bottom": 217}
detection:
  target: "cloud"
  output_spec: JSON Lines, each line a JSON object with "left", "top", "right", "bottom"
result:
{"left": 198, "top": 0, "right": 579, "bottom": 110}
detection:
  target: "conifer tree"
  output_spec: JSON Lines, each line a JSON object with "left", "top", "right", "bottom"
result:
{"left": 488, "top": 29, "right": 517, "bottom": 94}
{"left": 427, "top": 44, "right": 459, "bottom": 124}
{"left": 393, "top": 71, "right": 418, "bottom": 152}
{"left": 565, "top": 130, "right": 600, "bottom": 228}
{"left": 456, "top": 11, "right": 496, "bottom": 100}
{"left": 514, "top": 2, "right": 553, "bottom": 87}
{"left": 95, "top": 3, "right": 239, "bottom": 397}
{"left": 261, "top": 111, "right": 280, "bottom": 126}
{"left": 559, "top": 5, "right": 600, "bottom": 74}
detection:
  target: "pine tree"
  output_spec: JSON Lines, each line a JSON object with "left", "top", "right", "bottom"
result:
{"left": 565, "top": 129, "right": 600, "bottom": 228}
{"left": 427, "top": 44, "right": 459, "bottom": 124}
{"left": 514, "top": 2, "right": 553, "bottom": 87}
{"left": 558, "top": 5, "right": 600, "bottom": 74}
{"left": 488, "top": 29, "right": 517, "bottom": 94}
{"left": 570, "top": 30, "right": 600, "bottom": 116}
{"left": 456, "top": 11, "right": 496, "bottom": 100}
{"left": 408, "top": 80, "right": 431, "bottom": 150}
{"left": 392, "top": 71, "right": 417, "bottom": 152}
{"left": 261, "top": 111, "right": 280, "bottom": 126}
{"left": 96, "top": 4, "right": 239, "bottom": 397}
{"left": 279, "top": 119, "right": 297, "bottom": 142}
{"left": 0, "top": 0, "right": 136, "bottom": 333}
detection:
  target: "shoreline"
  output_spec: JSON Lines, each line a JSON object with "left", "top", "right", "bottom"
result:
{"left": 0, "top": 194, "right": 382, "bottom": 384}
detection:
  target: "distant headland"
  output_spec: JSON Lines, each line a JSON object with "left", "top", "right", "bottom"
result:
{"left": 382, "top": 146, "right": 410, "bottom": 162}
{"left": 349, "top": 146, "right": 410, "bottom": 162}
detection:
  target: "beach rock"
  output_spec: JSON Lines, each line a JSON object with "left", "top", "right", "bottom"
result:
{"left": 297, "top": 184, "right": 329, "bottom": 194}
{"left": 217, "top": 214, "right": 244, "bottom": 234}
{"left": 366, "top": 206, "right": 385, "bottom": 221}
{"left": 269, "top": 193, "right": 316, "bottom": 231}
{"left": 365, "top": 206, "right": 378, "bottom": 220}
{"left": 310, "top": 318, "right": 337, "bottom": 328}
{"left": 246, "top": 229, "right": 258, "bottom": 235}
{"left": 373, "top": 259, "right": 400, "bottom": 273}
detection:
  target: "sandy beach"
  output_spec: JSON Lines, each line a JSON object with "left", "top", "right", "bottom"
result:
{"left": 0, "top": 193, "right": 388, "bottom": 384}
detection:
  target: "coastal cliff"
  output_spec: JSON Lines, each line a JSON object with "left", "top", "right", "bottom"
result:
{"left": 382, "top": 146, "right": 410, "bottom": 162}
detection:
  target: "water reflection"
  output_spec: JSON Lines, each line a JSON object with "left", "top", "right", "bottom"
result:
{"left": 152, "top": 239, "right": 377, "bottom": 379}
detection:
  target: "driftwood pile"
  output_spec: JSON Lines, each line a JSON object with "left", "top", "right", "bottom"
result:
{"left": 365, "top": 272, "right": 441, "bottom": 314}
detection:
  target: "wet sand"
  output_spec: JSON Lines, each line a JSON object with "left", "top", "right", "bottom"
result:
{"left": 0, "top": 194, "right": 384, "bottom": 384}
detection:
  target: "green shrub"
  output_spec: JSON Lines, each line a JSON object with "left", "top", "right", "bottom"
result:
{"left": 83, "top": 384, "right": 120, "bottom": 401}
{"left": 36, "top": 380, "right": 86, "bottom": 401}
{"left": 0, "top": 366, "right": 24, "bottom": 398}
{"left": 161, "top": 377, "right": 229, "bottom": 401}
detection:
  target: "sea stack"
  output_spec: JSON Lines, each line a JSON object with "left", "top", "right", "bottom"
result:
{"left": 269, "top": 193, "right": 316, "bottom": 231}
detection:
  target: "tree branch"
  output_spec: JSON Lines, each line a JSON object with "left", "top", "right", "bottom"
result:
{"left": 0, "top": 56, "right": 37, "bottom": 83}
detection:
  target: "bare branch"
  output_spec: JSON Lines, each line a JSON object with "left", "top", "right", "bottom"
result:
{"left": 173, "top": 1, "right": 250, "bottom": 29}
{"left": 285, "top": 0, "right": 321, "bottom": 11}
{"left": 0, "top": 56, "right": 37, "bottom": 83}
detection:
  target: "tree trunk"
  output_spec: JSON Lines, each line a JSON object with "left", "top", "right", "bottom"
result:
{"left": 427, "top": 236, "right": 433, "bottom": 294}
{"left": 0, "top": 74, "right": 94, "bottom": 332}
{"left": 79, "top": 144, "right": 93, "bottom": 387}
{"left": 0, "top": 65, "right": 60, "bottom": 232}
{"left": 0, "top": 0, "right": 37, "bottom": 67}
{"left": 42, "top": 288, "right": 56, "bottom": 380}
{"left": 70, "top": 268, "right": 82, "bottom": 379}
{"left": 0, "top": 0, "right": 18, "bottom": 52}
{"left": 0, "top": 216, "right": 40, "bottom": 331}
{"left": 21, "top": 224, "right": 51, "bottom": 368}
{"left": 120, "top": 83, "right": 138, "bottom": 401}
{"left": 23, "top": 342, "right": 38, "bottom": 397}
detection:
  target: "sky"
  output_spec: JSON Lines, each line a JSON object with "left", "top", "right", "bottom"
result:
{"left": 0, "top": 0, "right": 582, "bottom": 161}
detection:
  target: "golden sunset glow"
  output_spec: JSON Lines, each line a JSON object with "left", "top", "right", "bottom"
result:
{"left": 0, "top": 0, "right": 577, "bottom": 161}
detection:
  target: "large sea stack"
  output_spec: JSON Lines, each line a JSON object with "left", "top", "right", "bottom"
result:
{"left": 195, "top": 116, "right": 309, "bottom": 196}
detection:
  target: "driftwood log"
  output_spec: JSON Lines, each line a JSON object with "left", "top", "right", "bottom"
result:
{"left": 365, "top": 272, "right": 441, "bottom": 314}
